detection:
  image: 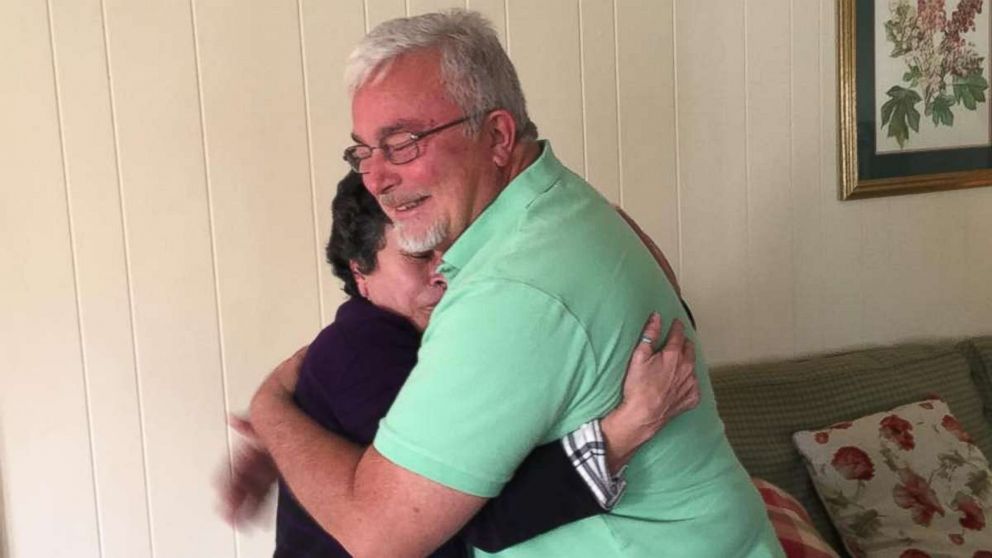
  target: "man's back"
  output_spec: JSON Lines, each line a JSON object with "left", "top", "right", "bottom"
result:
{"left": 375, "top": 143, "right": 781, "bottom": 557}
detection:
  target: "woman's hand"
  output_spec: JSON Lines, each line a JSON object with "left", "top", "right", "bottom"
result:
{"left": 215, "top": 415, "right": 278, "bottom": 526}
{"left": 600, "top": 313, "right": 700, "bottom": 473}
{"left": 218, "top": 344, "right": 309, "bottom": 525}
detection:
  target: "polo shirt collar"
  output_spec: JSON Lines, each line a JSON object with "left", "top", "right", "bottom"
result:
{"left": 439, "top": 140, "right": 564, "bottom": 278}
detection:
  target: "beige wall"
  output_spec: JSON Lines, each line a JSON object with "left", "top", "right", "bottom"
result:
{"left": 1, "top": 1, "right": 990, "bottom": 557}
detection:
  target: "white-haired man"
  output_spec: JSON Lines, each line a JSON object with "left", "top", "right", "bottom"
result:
{"left": 250, "top": 10, "right": 782, "bottom": 557}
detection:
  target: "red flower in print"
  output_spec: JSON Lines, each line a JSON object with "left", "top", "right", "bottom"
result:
{"left": 815, "top": 432, "right": 830, "bottom": 444}
{"left": 974, "top": 552, "right": 992, "bottom": 558}
{"left": 831, "top": 447, "right": 875, "bottom": 481}
{"left": 955, "top": 493, "right": 987, "bottom": 531}
{"left": 943, "top": 415, "right": 975, "bottom": 444}
{"left": 950, "top": 533, "right": 965, "bottom": 545}
{"left": 880, "top": 414, "right": 915, "bottom": 450}
{"left": 900, "top": 550, "right": 931, "bottom": 558}
{"left": 893, "top": 468, "right": 945, "bottom": 526}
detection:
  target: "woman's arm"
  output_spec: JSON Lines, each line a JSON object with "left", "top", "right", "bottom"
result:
{"left": 459, "top": 313, "right": 699, "bottom": 552}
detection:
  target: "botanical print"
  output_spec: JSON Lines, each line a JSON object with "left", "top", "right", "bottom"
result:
{"left": 875, "top": 0, "right": 991, "bottom": 153}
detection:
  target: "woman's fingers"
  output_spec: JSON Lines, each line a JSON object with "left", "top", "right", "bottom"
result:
{"left": 662, "top": 319, "right": 686, "bottom": 358}
{"left": 228, "top": 414, "right": 255, "bottom": 438}
{"left": 633, "top": 312, "right": 664, "bottom": 363}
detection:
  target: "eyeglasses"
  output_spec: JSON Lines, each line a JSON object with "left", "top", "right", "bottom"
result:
{"left": 343, "top": 114, "right": 476, "bottom": 174}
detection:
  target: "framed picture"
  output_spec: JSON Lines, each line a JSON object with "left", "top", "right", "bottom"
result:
{"left": 839, "top": 0, "right": 992, "bottom": 199}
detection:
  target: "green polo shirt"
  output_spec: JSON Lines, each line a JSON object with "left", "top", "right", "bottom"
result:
{"left": 374, "top": 143, "right": 782, "bottom": 557}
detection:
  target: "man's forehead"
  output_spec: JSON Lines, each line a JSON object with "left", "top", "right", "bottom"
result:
{"left": 350, "top": 50, "right": 451, "bottom": 135}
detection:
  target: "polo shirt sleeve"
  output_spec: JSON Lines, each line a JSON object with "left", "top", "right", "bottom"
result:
{"left": 373, "top": 279, "right": 597, "bottom": 497}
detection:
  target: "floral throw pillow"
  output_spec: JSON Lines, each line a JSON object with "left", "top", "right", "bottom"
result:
{"left": 793, "top": 397, "right": 992, "bottom": 558}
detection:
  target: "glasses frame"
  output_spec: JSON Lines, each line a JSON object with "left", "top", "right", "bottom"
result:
{"left": 343, "top": 111, "right": 488, "bottom": 174}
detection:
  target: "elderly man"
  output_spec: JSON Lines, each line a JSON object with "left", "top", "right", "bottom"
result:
{"left": 250, "top": 10, "right": 782, "bottom": 558}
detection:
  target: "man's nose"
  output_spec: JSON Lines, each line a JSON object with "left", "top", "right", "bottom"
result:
{"left": 360, "top": 150, "right": 398, "bottom": 196}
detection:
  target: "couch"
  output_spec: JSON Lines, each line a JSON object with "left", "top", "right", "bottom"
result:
{"left": 710, "top": 336, "right": 992, "bottom": 556}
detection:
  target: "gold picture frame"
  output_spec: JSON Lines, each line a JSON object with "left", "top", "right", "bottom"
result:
{"left": 839, "top": 0, "right": 992, "bottom": 200}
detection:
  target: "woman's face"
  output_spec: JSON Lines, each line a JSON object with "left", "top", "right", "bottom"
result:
{"left": 352, "top": 225, "right": 446, "bottom": 331}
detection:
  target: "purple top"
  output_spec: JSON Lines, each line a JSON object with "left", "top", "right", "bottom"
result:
{"left": 274, "top": 297, "right": 468, "bottom": 557}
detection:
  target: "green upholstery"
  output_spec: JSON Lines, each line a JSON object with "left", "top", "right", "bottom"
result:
{"left": 711, "top": 342, "right": 992, "bottom": 556}
{"left": 962, "top": 337, "right": 992, "bottom": 422}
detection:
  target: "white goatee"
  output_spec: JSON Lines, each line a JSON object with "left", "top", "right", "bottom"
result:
{"left": 396, "top": 218, "right": 449, "bottom": 253}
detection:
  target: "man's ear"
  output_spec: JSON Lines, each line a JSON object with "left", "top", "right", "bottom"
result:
{"left": 349, "top": 260, "right": 369, "bottom": 298}
{"left": 485, "top": 109, "right": 517, "bottom": 167}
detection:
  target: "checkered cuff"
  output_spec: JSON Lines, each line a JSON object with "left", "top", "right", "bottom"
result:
{"left": 561, "top": 419, "right": 627, "bottom": 510}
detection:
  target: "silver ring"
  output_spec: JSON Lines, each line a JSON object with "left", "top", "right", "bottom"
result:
{"left": 639, "top": 335, "right": 654, "bottom": 345}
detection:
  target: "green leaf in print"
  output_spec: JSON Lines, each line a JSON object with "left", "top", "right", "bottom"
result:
{"left": 880, "top": 86, "right": 921, "bottom": 148}
{"left": 823, "top": 490, "right": 853, "bottom": 514}
{"left": 903, "top": 66, "right": 922, "bottom": 87}
{"left": 953, "top": 73, "right": 988, "bottom": 111}
{"left": 967, "top": 469, "right": 991, "bottom": 499}
{"left": 929, "top": 94, "right": 955, "bottom": 127}
{"left": 848, "top": 509, "right": 882, "bottom": 539}
{"left": 937, "top": 451, "right": 967, "bottom": 480}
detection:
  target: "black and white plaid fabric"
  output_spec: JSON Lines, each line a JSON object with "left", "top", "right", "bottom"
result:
{"left": 561, "top": 420, "right": 627, "bottom": 510}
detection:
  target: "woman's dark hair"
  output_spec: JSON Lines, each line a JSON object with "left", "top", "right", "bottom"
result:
{"left": 326, "top": 172, "right": 390, "bottom": 298}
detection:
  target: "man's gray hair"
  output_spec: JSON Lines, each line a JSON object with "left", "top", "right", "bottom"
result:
{"left": 345, "top": 9, "right": 538, "bottom": 141}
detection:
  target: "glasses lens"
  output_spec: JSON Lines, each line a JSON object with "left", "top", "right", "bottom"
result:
{"left": 344, "top": 145, "right": 372, "bottom": 172}
{"left": 383, "top": 133, "right": 419, "bottom": 165}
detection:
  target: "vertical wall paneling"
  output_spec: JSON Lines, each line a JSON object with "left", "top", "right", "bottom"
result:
{"left": 48, "top": 0, "right": 153, "bottom": 556}
{"left": 0, "top": 1, "right": 101, "bottom": 556}
{"left": 192, "top": 1, "right": 324, "bottom": 555}
{"left": 365, "top": 0, "right": 408, "bottom": 30}
{"left": 616, "top": 0, "right": 680, "bottom": 277}
{"left": 859, "top": 195, "right": 896, "bottom": 346}
{"left": 965, "top": 189, "right": 992, "bottom": 330}
{"left": 408, "top": 0, "right": 465, "bottom": 15}
{"left": 579, "top": 0, "right": 620, "bottom": 204}
{"left": 932, "top": 193, "right": 974, "bottom": 337}
{"left": 745, "top": 0, "right": 795, "bottom": 359}
{"left": 816, "top": 0, "right": 866, "bottom": 350}
{"left": 789, "top": 0, "right": 826, "bottom": 354}
{"left": 676, "top": 0, "right": 751, "bottom": 363}
{"left": 192, "top": 0, "right": 321, "bottom": 425}
{"left": 914, "top": 195, "right": 969, "bottom": 337}
{"left": 0, "top": 464, "right": 7, "bottom": 558}
{"left": 863, "top": 192, "right": 968, "bottom": 342}
{"left": 301, "top": 0, "right": 367, "bottom": 327}
{"left": 507, "top": 0, "right": 585, "bottom": 174}
{"left": 4, "top": 3, "right": 992, "bottom": 553}
{"left": 102, "top": 1, "right": 234, "bottom": 556}
{"left": 466, "top": 0, "right": 507, "bottom": 47}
